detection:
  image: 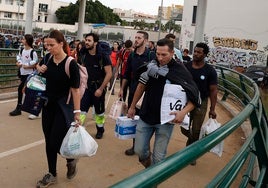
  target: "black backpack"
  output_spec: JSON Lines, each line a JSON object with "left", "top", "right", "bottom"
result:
{"left": 20, "top": 48, "right": 35, "bottom": 60}
{"left": 79, "top": 41, "right": 112, "bottom": 69}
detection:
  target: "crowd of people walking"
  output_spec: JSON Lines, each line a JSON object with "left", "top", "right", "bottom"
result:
{"left": 6, "top": 29, "right": 218, "bottom": 187}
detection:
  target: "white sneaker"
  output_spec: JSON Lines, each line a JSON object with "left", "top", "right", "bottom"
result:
{"left": 28, "top": 114, "right": 41, "bottom": 120}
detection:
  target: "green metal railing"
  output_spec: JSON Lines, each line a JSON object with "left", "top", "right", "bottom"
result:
{"left": 0, "top": 48, "right": 41, "bottom": 91}
{"left": 1, "top": 48, "right": 267, "bottom": 187}
{"left": 110, "top": 65, "right": 268, "bottom": 188}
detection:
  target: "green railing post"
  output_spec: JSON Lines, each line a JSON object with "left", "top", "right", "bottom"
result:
{"left": 220, "top": 67, "right": 229, "bottom": 101}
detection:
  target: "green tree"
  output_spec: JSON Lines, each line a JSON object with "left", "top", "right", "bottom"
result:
{"left": 165, "top": 20, "right": 181, "bottom": 33}
{"left": 55, "top": 0, "right": 121, "bottom": 25}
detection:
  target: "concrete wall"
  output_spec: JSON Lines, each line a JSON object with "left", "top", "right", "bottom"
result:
{"left": 180, "top": 0, "right": 268, "bottom": 67}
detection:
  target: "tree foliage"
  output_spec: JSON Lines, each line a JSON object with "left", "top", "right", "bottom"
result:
{"left": 55, "top": 0, "right": 121, "bottom": 25}
{"left": 55, "top": 0, "right": 181, "bottom": 33}
{"left": 165, "top": 20, "right": 181, "bottom": 33}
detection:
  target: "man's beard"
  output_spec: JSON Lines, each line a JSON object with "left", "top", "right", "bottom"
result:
{"left": 86, "top": 45, "right": 94, "bottom": 50}
{"left": 134, "top": 40, "right": 144, "bottom": 49}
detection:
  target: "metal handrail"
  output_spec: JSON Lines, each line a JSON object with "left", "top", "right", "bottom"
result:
{"left": 110, "top": 65, "right": 268, "bottom": 188}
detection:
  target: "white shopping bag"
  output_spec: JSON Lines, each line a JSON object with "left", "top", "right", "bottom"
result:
{"left": 60, "top": 125, "right": 98, "bottom": 159}
{"left": 26, "top": 74, "right": 46, "bottom": 91}
{"left": 160, "top": 83, "right": 189, "bottom": 128}
{"left": 136, "top": 93, "right": 144, "bottom": 109}
{"left": 109, "top": 99, "right": 128, "bottom": 120}
{"left": 199, "top": 118, "right": 224, "bottom": 157}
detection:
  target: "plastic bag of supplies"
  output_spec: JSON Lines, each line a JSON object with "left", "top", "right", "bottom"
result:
{"left": 115, "top": 116, "right": 139, "bottom": 139}
{"left": 60, "top": 123, "right": 98, "bottom": 159}
{"left": 109, "top": 99, "right": 127, "bottom": 120}
{"left": 199, "top": 118, "right": 224, "bottom": 157}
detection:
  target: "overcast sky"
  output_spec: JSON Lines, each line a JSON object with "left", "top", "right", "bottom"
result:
{"left": 59, "top": 0, "right": 184, "bottom": 15}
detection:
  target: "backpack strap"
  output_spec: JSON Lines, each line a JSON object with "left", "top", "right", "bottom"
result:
{"left": 20, "top": 48, "right": 35, "bottom": 60}
{"left": 30, "top": 49, "right": 35, "bottom": 60}
{"left": 65, "top": 56, "right": 75, "bottom": 104}
{"left": 65, "top": 56, "right": 74, "bottom": 78}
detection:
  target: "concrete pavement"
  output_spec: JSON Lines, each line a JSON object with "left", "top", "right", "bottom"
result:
{"left": 0, "top": 81, "right": 246, "bottom": 188}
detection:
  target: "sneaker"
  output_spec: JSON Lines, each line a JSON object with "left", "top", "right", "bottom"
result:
{"left": 36, "top": 173, "right": 56, "bottom": 188}
{"left": 66, "top": 159, "right": 78, "bottom": 179}
{"left": 28, "top": 114, "right": 41, "bottom": 120}
{"left": 125, "top": 147, "right": 135, "bottom": 156}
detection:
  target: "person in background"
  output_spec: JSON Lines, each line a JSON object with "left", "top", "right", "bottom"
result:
{"left": 76, "top": 41, "right": 86, "bottom": 64}
{"left": 0, "top": 35, "right": 5, "bottom": 48}
{"left": 165, "top": 33, "right": 183, "bottom": 63}
{"left": 9, "top": 34, "right": 38, "bottom": 117}
{"left": 182, "top": 48, "right": 191, "bottom": 64}
{"left": 28, "top": 35, "right": 50, "bottom": 120}
{"left": 35, "top": 30, "right": 81, "bottom": 187}
{"left": 181, "top": 42, "right": 218, "bottom": 165}
{"left": 5, "top": 35, "right": 12, "bottom": 48}
{"left": 148, "top": 41, "right": 156, "bottom": 52}
{"left": 79, "top": 32, "right": 112, "bottom": 139}
{"left": 115, "top": 39, "right": 133, "bottom": 101}
{"left": 127, "top": 38, "right": 200, "bottom": 168}
{"left": 40, "top": 35, "right": 49, "bottom": 58}
{"left": 109, "top": 41, "right": 121, "bottom": 95}
{"left": 119, "top": 31, "right": 156, "bottom": 156}
{"left": 70, "top": 39, "right": 81, "bottom": 59}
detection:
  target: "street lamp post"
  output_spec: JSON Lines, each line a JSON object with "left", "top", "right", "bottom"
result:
{"left": 158, "top": 0, "right": 164, "bottom": 40}
{"left": 17, "top": 0, "right": 21, "bottom": 36}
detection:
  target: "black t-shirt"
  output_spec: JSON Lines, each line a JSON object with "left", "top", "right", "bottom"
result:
{"left": 43, "top": 56, "right": 80, "bottom": 102}
{"left": 139, "top": 60, "right": 179, "bottom": 125}
{"left": 83, "top": 53, "right": 111, "bottom": 85}
{"left": 182, "top": 55, "right": 191, "bottom": 64}
{"left": 123, "top": 48, "right": 156, "bottom": 94}
{"left": 185, "top": 62, "right": 218, "bottom": 100}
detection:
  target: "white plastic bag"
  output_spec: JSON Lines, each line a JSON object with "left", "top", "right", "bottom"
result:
{"left": 136, "top": 93, "right": 144, "bottom": 109}
{"left": 109, "top": 99, "right": 128, "bottom": 120}
{"left": 26, "top": 74, "right": 46, "bottom": 91}
{"left": 199, "top": 118, "right": 224, "bottom": 157}
{"left": 60, "top": 125, "right": 98, "bottom": 159}
{"left": 160, "top": 83, "right": 189, "bottom": 127}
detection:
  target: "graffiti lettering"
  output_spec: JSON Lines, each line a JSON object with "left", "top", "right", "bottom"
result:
{"left": 207, "top": 47, "right": 267, "bottom": 67}
{"left": 213, "top": 37, "right": 258, "bottom": 51}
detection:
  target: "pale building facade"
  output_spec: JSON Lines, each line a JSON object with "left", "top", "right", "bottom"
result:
{"left": 180, "top": 0, "right": 268, "bottom": 67}
{"left": 0, "top": 0, "right": 68, "bottom": 23}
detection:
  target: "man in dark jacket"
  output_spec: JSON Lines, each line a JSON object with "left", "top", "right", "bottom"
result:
{"left": 119, "top": 31, "right": 156, "bottom": 155}
{"left": 127, "top": 38, "right": 200, "bottom": 168}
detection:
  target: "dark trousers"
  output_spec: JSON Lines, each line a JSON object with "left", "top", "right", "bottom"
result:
{"left": 80, "top": 82, "right": 106, "bottom": 114}
{"left": 120, "top": 76, "right": 129, "bottom": 102}
{"left": 42, "top": 100, "right": 73, "bottom": 176}
{"left": 18, "top": 75, "right": 28, "bottom": 105}
{"left": 181, "top": 98, "right": 208, "bottom": 146}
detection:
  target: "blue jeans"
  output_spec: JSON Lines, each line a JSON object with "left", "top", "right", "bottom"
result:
{"left": 134, "top": 119, "right": 174, "bottom": 165}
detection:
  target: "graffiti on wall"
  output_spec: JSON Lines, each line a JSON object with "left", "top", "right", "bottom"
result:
{"left": 206, "top": 36, "right": 267, "bottom": 67}
{"left": 208, "top": 47, "right": 267, "bottom": 67}
{"left": 213, "top": 37, "right": 258, "bottom": 51}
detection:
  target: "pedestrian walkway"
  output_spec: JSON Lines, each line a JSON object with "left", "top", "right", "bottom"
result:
{"left": 0, "top": 81, "right": 246, "bottom": 188}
